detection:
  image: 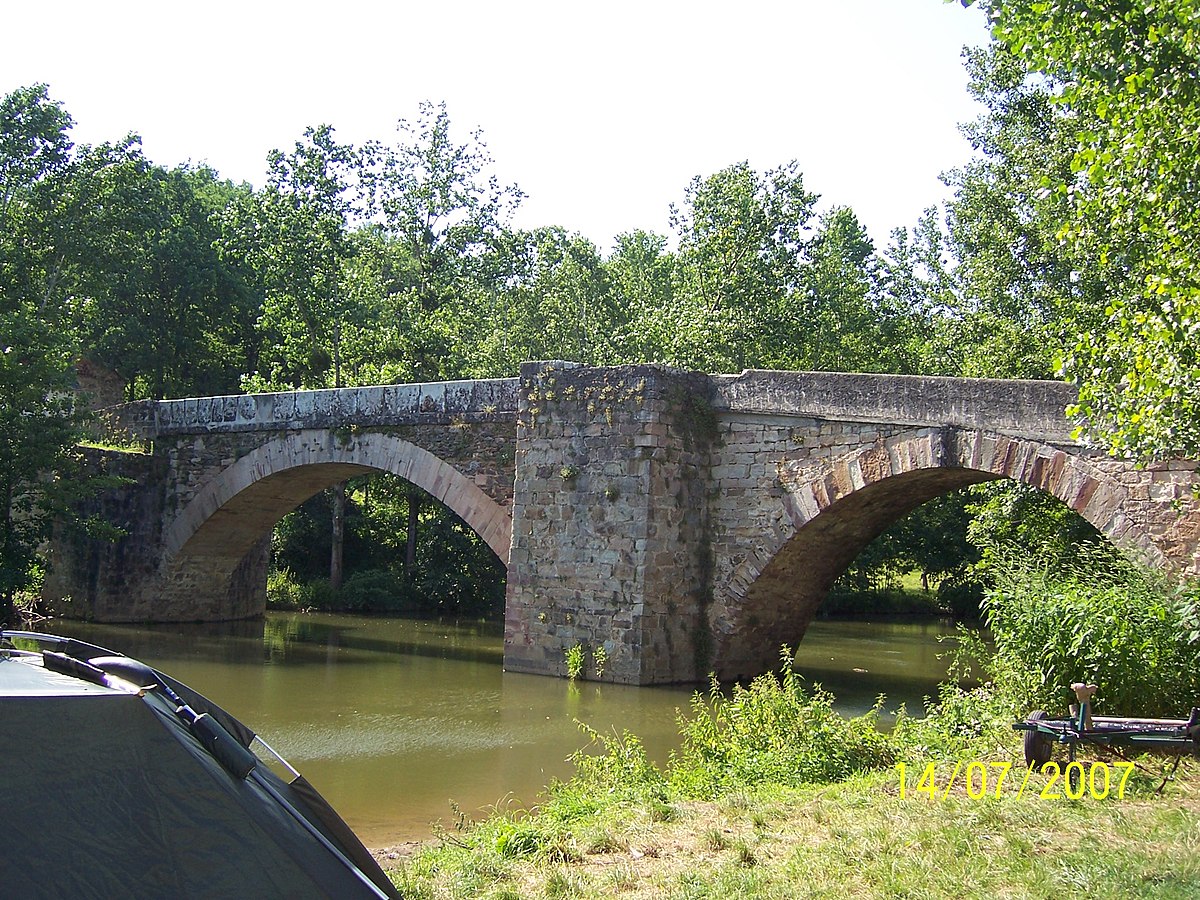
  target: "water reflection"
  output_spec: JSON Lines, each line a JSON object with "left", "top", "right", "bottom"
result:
{"left": 37, "top": 613, "right": 967, "bottom": 847}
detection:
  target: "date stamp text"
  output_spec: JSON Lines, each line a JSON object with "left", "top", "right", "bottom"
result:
{"left": 895, "top": 760, "right": 1135, "bottom": 801}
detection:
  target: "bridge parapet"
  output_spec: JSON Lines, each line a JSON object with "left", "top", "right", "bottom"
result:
{"left": 713, "top": 370, "right": 1080, "bottom": 442}
{"left": 112, "top": 378, "right": 520, "bottom": 438}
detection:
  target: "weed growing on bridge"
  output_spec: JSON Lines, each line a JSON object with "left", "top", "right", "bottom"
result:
{"left": 592, "top": 644, "right": 608, "bottom": 678}
{"left": 565, "top": 643, "right": 585, "bottom": 680}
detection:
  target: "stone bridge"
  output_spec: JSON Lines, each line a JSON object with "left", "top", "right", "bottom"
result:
{"left": 45, "top": 363, "right": 1200, "bottom": 684}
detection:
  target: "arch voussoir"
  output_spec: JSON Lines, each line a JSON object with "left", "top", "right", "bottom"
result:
{"left": 163, "top": 430, "right": 512, "bottom": 566}
{"left": 709, "top": 424, "right": 1198, "bottom": 680}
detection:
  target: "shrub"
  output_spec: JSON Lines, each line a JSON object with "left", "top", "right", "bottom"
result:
{"left": 266, "top": 568, "right": 307, "bottom": 610}
{"left": 668, "top": 647, "right": 898, "bottom": 798}
{"left": 267, "top": 570, "right": 337, "bottom": 611}
{"left": 336, "top": 569, "right": 409, "bottom": 612}
{"left": 982, "top": 544, "right": 1200, "bottom": 718}
{"left": 554, "top": 725, "right": 671, "bottom": 814}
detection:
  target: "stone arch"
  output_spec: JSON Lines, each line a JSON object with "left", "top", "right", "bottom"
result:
{"left": 710, "top": 427, "right": 1170, "bottom": 680}
{"left": 162, "top": 430, "right": 513, "bottom": 566}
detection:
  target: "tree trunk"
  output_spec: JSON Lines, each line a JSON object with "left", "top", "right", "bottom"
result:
{"left": 330, "top": 481, "right": 346, "bottom": 592}
{"left": 405, "top": 488, "right": 421, "bottom": 577}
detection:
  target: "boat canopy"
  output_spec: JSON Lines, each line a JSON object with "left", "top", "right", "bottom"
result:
{"left": 0, "top": 631, "right": 399, "bottom": 899}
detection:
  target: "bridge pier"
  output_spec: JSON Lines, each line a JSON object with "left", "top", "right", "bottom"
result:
{"left": 502, "top": 362, "right": 716, "bottom": 684}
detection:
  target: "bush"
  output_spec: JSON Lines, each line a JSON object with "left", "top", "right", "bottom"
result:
{"left": 982, "top": 544, "right": 1200, "bottom": 718}
{"left": 266, "top": 568, "right": 307, "bottom": 610}
{"left": 668, "top": 647, "right": 898, "bottom": 798}
{"left": 337, "top": 570, "right": 410, "bottom": 612}
{"left": 266, "top": 569, "right": 336, "bottom": 611}
{"left": 551, "top": 725, "right": 672, "bottom": 819}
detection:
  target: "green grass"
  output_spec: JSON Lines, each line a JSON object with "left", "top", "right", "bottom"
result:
{"left": 385, "top": 559, "right": 1200, "bottom": 898}
{"left": 387, "top": 766, "right": 1200, "bottom": 899}
{"left": 384, "top": 656, "right": 1200, "bottom": 898}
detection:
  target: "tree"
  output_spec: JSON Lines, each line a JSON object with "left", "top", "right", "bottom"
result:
{"left": 939, "top": 42, "right": 1122, "bottom": 381}
{"left": 604, "top": 230, "right": 678, "bottom": 364}
{"left": 668, "top": 161, "right": 819, "bottom": 371}
{"left": 786, "top": 206, "right": 902, "bottom": 373}
{"left": 959, "top": 0, "right": 1200, "bottom": 458}
{"left": 223, "top": 125, "right": 362, "bottom": 391}
{"left": 0, "top": 309, "right": 83, "bottom": 623}
{"left": 360, "top": 101, "right": 524, "bottom": 380}
{"left": 73, "top": 159, "right": 254, "bottom": 399}
{"left": 0, "top": 85, "right": 74, "bottom": 307}
{"left": 0, "top": 86, "right": 86, "bottom": 621}
{"left": 471, "top": 227, "right": 621, "bottom": 375}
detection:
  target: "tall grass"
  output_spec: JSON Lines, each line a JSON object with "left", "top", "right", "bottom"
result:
{"left": 669, "top": 648, "right": 897, "bottom": 798}
{"left": 982, "top": 543, "right": 1200, "bottom": 718}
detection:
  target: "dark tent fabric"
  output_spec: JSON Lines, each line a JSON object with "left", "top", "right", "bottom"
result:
{"left": 0, "top": 638, "right": 400, "bottom": 899}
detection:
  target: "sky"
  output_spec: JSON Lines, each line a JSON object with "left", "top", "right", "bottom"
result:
{"left": 3, "top": 1, "right": 992, "bottom": 253}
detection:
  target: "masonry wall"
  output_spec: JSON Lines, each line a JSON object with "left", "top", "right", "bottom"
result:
{"left": 704, "top": 415, "right": 912, "bottom": 663}
{"left": 40, "top": 448, "right": 268, "bottom": 622}
{"left": 44, "top": 370, "right": 1200, "bottom": 675}
{"left": 502, "top": 362, "right": 716, "bottom": 684}
{"left": 158, "top": 422, "right": 517, "bottom": 528}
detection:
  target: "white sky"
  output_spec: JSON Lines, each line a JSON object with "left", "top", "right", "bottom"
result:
{"left": 3, "top": 1, "right": 992, "bottom": 252}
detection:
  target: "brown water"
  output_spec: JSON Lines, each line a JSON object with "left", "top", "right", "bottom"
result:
{"left": 37, "top": 613, "right": 965, "bottom": 848}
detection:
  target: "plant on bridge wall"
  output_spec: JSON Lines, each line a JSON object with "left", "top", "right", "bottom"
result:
{"left": 592, "top": 643, "right": 608, "bottom": 679}
{"left": 565, "top": 642, "right": 585, "bottom": 680}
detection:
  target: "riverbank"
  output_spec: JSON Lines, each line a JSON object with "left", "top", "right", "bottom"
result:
{"left": 374, "top": 636, "right": 1200, "bottom": 898}
{"left": 375, "top": 760, "right": 1200, "bottom": 898}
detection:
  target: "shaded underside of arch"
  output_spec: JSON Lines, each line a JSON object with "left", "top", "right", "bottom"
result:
{"left": 713, "top": 466, "right": 998, "bottom": 681}
{"left": 710, "top": 426, "right": 1173, "bottom": 681}
{"left": 163, "top": 431, "right": 513, "bottom": 566}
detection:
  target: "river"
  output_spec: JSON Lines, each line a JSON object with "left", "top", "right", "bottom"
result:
{"left": 35, "top": 613, "right": 966, "bottom": 848}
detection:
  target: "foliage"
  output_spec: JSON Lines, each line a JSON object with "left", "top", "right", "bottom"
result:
{"left": 269, "top": 475, "right": 505, "bottom": 617}
{"left": 960, "top": 0, "right": 1200, "bottom": 459}
{"left": 223, "top": 125, "right": 362, "bottom": 390}
{"left": 893, "top": 626, "right": 1023, "bottom": 757}
{"left": 564, "top": 643, "right": 584, "bottom": 680}
{"left": 562, "top": 725, "right": 671, "bottom": 810}
{"left": 669, "top": 648, "right": 897, "bottom": 798}
{"left": 72, "top": 159, "right": 256, "bottom": 400}
{"left": 832, "top": 489, "right": 981, "bottom": 604}
{"left": 0, "top": 305, "right": 84, "bottom": 617}
{"left": 359, "top": 100, "right": 525, "bottom": 381}
{"left": 337, "top": 570, "right": 410, "bottom": 613}
{"left": 965, "top": 479, "right": 1105, "bottom": 572}
{"left": 926, "top": 43, "right": 1117, "bottom": 381}
{"left": 469, "top": 227, "right": 625, "bottom": 376}
{"left": 0, "top": 85, "right": 93, "bottom": 618}
{"left": 265, "top": 568, "right": 335, "bottom": 611}
{"left": 981, "top": 544, "right": 1200, "bottom": 718}
{"left": 265, "top": 568, "right": 307, "bottom": 610}
{"left": 3, "top": 85, "right": 257, "bottom": 402}
{"left": 831, "top": 478, "right": 1118, "bottom": 623}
